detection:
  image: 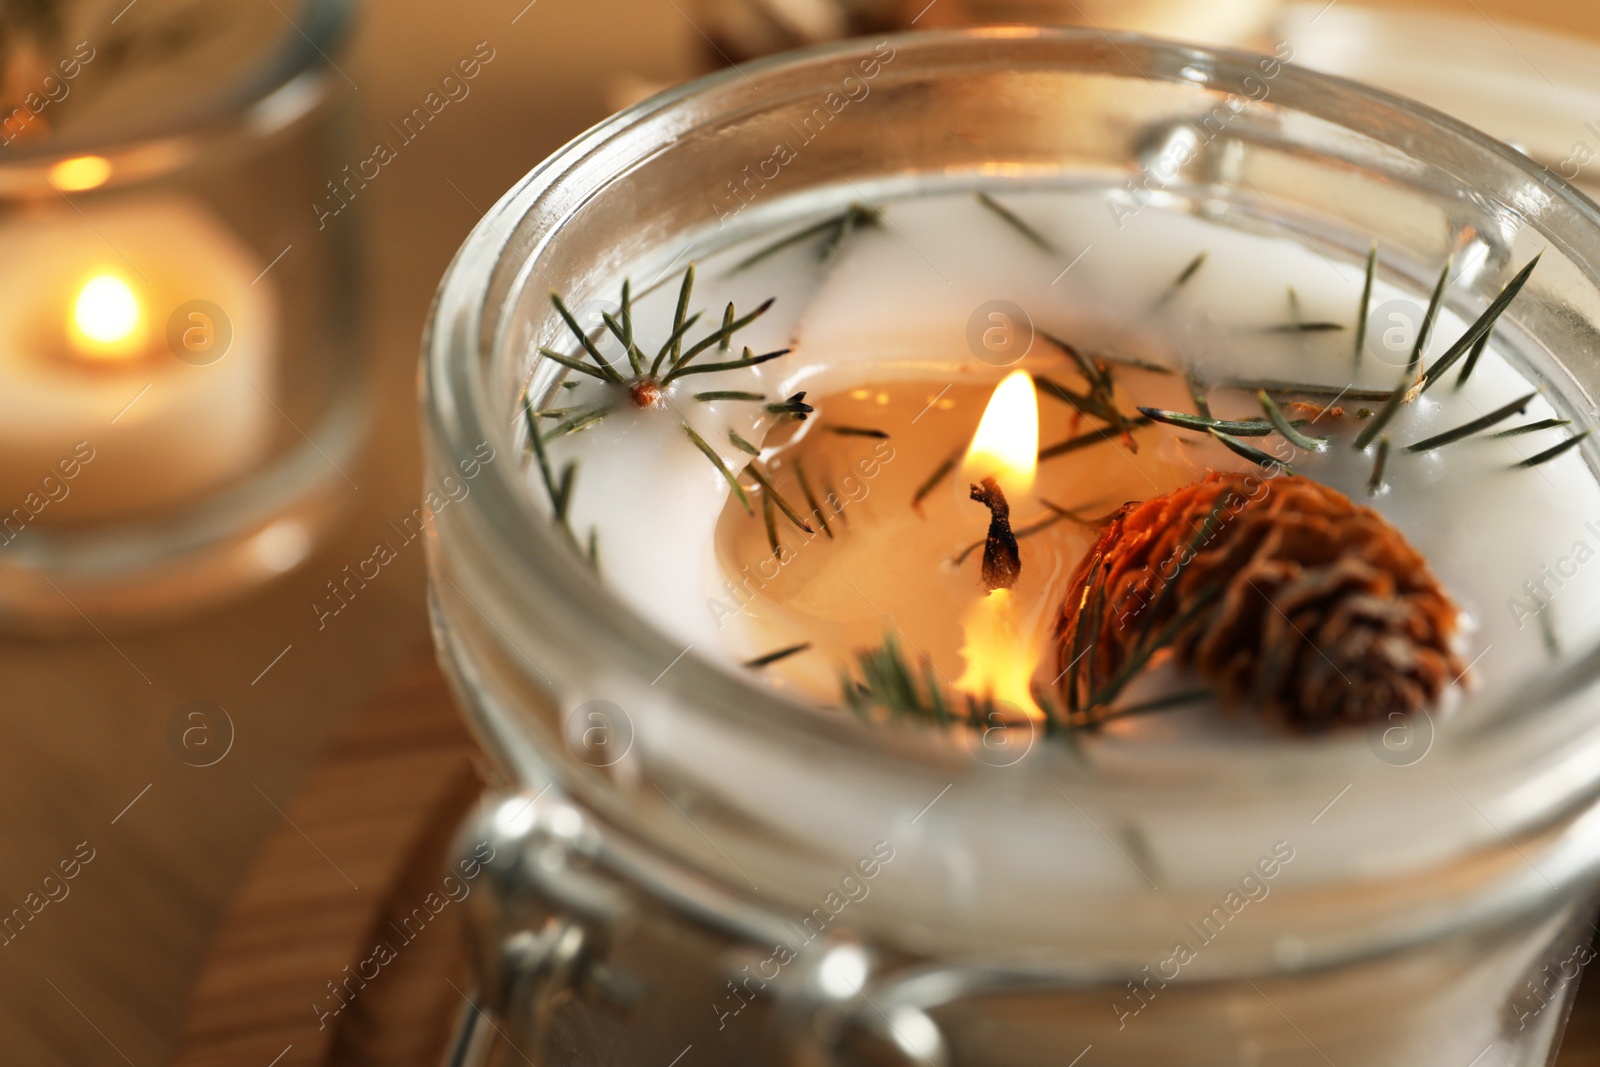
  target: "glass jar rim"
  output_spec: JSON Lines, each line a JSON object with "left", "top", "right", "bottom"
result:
{"left": 424, "top": 27, "right": 1600, "bottom": 952}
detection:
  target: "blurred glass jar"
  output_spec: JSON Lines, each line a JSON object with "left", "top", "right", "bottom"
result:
{"left": 688, "top": 0, "right": 1276, "bottom": 63}
{"left": 0, "top": 0, "right": 365, "bottom": 631}
{"left": 425, "top": 29, "right": 1600, "bottom": 1067}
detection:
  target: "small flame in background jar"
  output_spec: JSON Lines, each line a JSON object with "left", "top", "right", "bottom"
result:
{"left": 956, "top": 370, "right": 1043, "bottom": 718}
{"left": 69, "top": 273, "right": 146, "bottom": 362}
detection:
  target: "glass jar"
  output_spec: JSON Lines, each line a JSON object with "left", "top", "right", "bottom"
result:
{"left": 0, "top": 0, "right": 364, "bottom": 630}
{"left": 423, "top": 29, "right": 1600, "bottom": 1066}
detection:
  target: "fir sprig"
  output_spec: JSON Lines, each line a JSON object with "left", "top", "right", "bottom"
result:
{"left": 1044, "top": 332, "right": 1136, "bottom": 447}
{"left": 840, "top": 633, "right": 955, "bottom": 724}
{"left": 529, "top": 265, "right": 794, "bottom": 522}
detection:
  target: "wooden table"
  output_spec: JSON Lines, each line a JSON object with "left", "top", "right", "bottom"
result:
{"left": 18, "top": 1, "right": 1600, "bottom": 1064}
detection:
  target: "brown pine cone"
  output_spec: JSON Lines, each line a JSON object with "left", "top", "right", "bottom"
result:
{"left": 1053, "top": 471, "right": 1467, "bottom": 730}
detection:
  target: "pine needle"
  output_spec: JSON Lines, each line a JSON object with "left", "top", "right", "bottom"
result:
{"left": 665, "top": 346, "right": 790, "bottom": 381}
{"left": 1224, "top": 378, "right": 1391, "bottom": 401}
{"left": 1139, "top": 407, "right": 1277, "bottom": 437}
{"left": 655, "top": 263, "right": 697, "bottom": 375}
{"left": 1209, "top": 427, "right": 1291, "bottom": 471}
{"left": 1367, "top": 435, "right": 1390, "bottom": 494}
{"left": 683, "top": 423, "right": 750, "bottom": 512}
{"left": 761, "top": 490, "right": 779, "bottom": 559}
{"left": 551, "top": 294, "right": 623, "bottom": 381}
{"left": 1154, "top": 251, "right": 1206, "bottom": 309}
{"left": 1405, "top": 391, "right": 1535, "bottom": 452}
{"left": 674, "top": 298, "right": 775, "bottom": 371}
{"left": 695, "top": 390, "right": 766, "bottom": 402}
{"left": 538, "top": 346, "right": 612, "bottom": 381}
{"left": 1454, "top": 327, "right": 1494, "bottom": 390}
{"left": 975, "top": 191, "right": 1056, "bottom": 253}
{"left": 1424, "top": 253, "right": 1542, "bottom": 392}
{"left": 1353, "top": 367, "right": 1413, "bottom": 451}
{"left": 745, "top": 463, "right": 813, "bottom": 532}
{"left": 744, "top": 643, "right": 811, "bottom": 668}
{"left": 794, "top": 458, "right": 832, "bottom": 539}
{"left": 1514, "top": 431, "right": 1590, "bottom": 469}
{"left": 1493, "top": 418, "right": 1570, "bottom": 438}
{"left": 1262, "top": 322, "right": 1344, "bottom": 333}
{"left": 542, "top": 407, "right": 608, "bottom": 441}
{"left": 1410, "top": 259, "right": 1451, "bottom": 374}
{"left": 1258, "top": 390, "right": 1327, "bottom": 450}
{"left": 1354, "top": 242, "right": 1376, "bottom": 368}
{"left": 728, "top": 203, "right": 880, "bottom": 274}
{"left": 1039, "top": 417, "right": 1155, "bottom": 461}
{"left": 911, "top": 447, "right": 961, "bottom": 514}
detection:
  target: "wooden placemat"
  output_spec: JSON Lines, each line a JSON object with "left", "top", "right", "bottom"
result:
{"left": 173, "top": 647, "right": 1600, "bottom": 1065}
{"left": 172, "top": 647, "right": 483, "bottom": 1067}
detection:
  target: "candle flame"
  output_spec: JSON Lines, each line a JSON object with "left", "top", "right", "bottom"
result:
{"left": 49, "top": 155, "right": 112, "bottom": 192}
{"left": 962, "top": 369, "right": 1039, "bottom": 495}
{"left": 70, "top": 273, "right": 145, "bottom": 362}
{"left": 956, "top": 370, "right": 1044, "bottom": 718}
{"left": 955, "top": 588, "right": 1043, "bottom": 718}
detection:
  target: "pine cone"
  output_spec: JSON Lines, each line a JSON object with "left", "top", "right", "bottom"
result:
{"left": 1053, "top": 471, "right": 1466, "bottom": 730}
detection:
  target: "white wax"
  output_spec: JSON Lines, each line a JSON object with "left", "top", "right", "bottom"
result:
{"left": 0, "top": 196, "right": 275, "bottom": 523}
{"left": 534, "top": 187, "right": 1600, "bottom": 691}
{"left": 516, "top": 184, "right": 1600, "bottom": 1063}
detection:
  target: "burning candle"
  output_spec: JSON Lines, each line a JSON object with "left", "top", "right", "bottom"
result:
{"left": 520, "top": 184, "right": 1600, "bottom": 736}
{"left": 0, "top": 195, "right": 276, "bottom": 523}
{"left": 952, "top": 369, "right": 1044, "bottom": 717}
{"left": 426, "top": 33, "right": 1600, "bottom": 1067}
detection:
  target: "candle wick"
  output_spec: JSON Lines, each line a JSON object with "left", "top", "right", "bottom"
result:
{"left": 971, "top": 476, "right": 1021, "bottom": 592}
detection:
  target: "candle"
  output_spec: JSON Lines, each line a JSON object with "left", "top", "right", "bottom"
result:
{"left": 951, "top": 369, "right": 1044, "bottom": 717}
{"left": 521, "top": 186, "right": 1600, "bottom": 725}
{"left": 0, "top": 194, "right": 276, "bottom": 525}
{"left": 503, "top": 180, "right": 1600, "bottom": 1062}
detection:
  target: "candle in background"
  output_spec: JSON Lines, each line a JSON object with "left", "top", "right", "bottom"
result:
{"left": 0, "top": 192, "right": 276, "bottom": 525}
